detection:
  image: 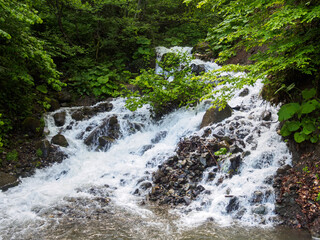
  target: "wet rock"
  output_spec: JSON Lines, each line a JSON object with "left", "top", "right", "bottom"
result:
{"left": 191, "top": 42, "right": 214, "bottom": 61}
{"left": 252, "top": 191, "right": 263, "bottom": 203}
{"left": 230, "top": 145, "right": 243, "bottom": 154}
{"left": 276, "top": 164, "right": 291, "bottom": 175}
{"left": 252, "top": 205, "right": 267, "bottom": 215}
{"left": 98, "top": 136, "right": 115, "bottom": 150}
{"left": 226, "top": 197, "right": 240, "bottom": 213}
{"left": 0, "top": 172, "right": 19, "bottom": 191}
{"left": 35, "top": 140, "right": 51, "bottom": 158}
{"left": 191, "top": 63, "right": 206, "bottom": 76}
{"left": 49, "top": 98, "right": 60, "bottom": 111}
{"left": 239, "top": 88, "right": 249, "bottom": 97}
{"left": 22, "top": 117, "right": 44, "bottom": 137}
{"left": 151, "top": 131, "right": 167, "bottom": 144}
{"left": 84, "top": 116, "right": 120, "bottom": 147}
{"left": 140, "top": 182, "right": 152, "bottom": 190}
{"left": 229, "top": 155, "right": 242, "bottom": 175}
{"left": 51, "top": 134, "right": 69, "bottom": 147}
{"left": 53, "top": 111, "right": 66, "bottom": 127}
{"left": 200, "top": 105, "right": 232, "bottom": 129}
{"left": 139, "top": 145, "right": 154, "bottom": 155}
{"left": 261, "top": 110, "right": 272, "bottom": 121}
{"left": 57, "top": 91, "right": 72, "bottom": 103}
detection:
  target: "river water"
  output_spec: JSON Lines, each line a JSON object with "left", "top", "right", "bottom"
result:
{"left": 0, "top": 47, "right": 312, "bottom": 239}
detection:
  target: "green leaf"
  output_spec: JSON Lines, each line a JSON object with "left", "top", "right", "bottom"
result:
{"left": 287, "top": 121, "right": 301, "bottom": 131}
{"left": 302, "top": 122, "right": 316, "bottom": 135}
{"left": 302, "top": 88, "right": 317, "bottom": 100}
{"left": 36, "top": 85, "right": 48, "bottom": 94}
{"left": 278, "top": 103, "right": 300, "bottom": 121}
{"left": 294, "top": 132, "right": 307, "bottom": 143}
{"left": 310, "top": 135, "right": 318, "bottom": 143}
{"left": 280, "top": 122, "right": 292, "bottom": 137}
{"left": 300, "top": 100, "right": 318, "bottom": 114}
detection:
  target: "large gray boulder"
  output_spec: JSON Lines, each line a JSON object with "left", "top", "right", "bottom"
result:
{"left": 53, "top": 111, "right": 66, "bottom": 127}
{"left": 200, "top": 105, "right": 232, "bottom": 129}
{"left": 51, "top": 134, "right": 69, "bottom": 147}
{"left": 0, "top": 172, "right": 19, "bottom": 191}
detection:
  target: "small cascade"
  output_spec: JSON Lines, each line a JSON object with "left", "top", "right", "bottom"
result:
{"left": 0, "top": 46, "right": 301, "bottom": 240}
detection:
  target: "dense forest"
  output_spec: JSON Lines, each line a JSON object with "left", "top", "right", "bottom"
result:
{"left": 1, "top": 0, "right": 320, "bottom": 156}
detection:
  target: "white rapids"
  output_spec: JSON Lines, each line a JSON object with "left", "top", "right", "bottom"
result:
{"left": 0, "top": 47, "right": 293, "bottom": 240}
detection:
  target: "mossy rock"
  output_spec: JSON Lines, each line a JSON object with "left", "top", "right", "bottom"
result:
{"left": 22, "top": 117, "right": 44, "bottom": 137}
{"left": 200, "top": 105, "right": 232, "bottom": 129}
{"left": 51, "top": 134, "right": 69, "bottom": 147}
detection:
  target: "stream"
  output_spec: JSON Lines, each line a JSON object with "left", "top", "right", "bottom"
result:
{"left": 0, "top": 47, "right": 312, "bottom": 240}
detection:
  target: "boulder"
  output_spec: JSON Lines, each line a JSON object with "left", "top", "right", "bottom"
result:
{"left": 84, "top": 116, "right": 120, "bottom": 147}
{"left": 191, "top": 63, "right": 206, "bottom": 76}
{"left": 35, "top": 140, "right": 51, "bottom": 158}
{"left": 226, "top": 196, "right": 240, "bottom": 213}
{"left": 49, "top": 98, "right": 60, "bottom": 111}
{"left": 0, "top": 172, "right": 19, "bottom": 191}
{"left": 22, "top": 117, "right": 44, "bottom": 137}
{"left": 57, "top": 91, "right": 72, "bottom": 103}
{"left": 200, "top": 105, "right": 232, "bottom": 129}
{"left": 53, "top": 111, "right": 66, "bottom": 127}
{"left": 261, "top": 110, "right": 272, "bottom": 121}
{"left": 51, "top": 134, "right": 69, "bottom": 147}
{"left": 252, "top": 204, "right": 267, "bottom": 215}
{"left": 239, "top": 88, "right": 249, "bottom": 97}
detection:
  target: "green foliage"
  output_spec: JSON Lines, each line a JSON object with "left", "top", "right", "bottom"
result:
{"left": 317, "top": 193, "right": 320, "bottom": 202}
{"left": 124, "top": 52, "right": 212, "bottom": 118}
{"left": 6, "top": 150, "right": 18, "bottom": 162}
{"left": 278, "top": 88, "right": 320, "bottom": 143}
{"left": 36, "top": 148, "right": 43, "bottom": 157}
{"left": 214, "top": 147, "right": 228, "bottom": 156}
{"left": 189, "top": 0, "right": 320, "bottom": 109}
{"left": 69, "top": 64, "right": 127, "bottom": 97}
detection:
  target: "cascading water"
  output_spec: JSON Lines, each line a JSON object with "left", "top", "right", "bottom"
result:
{"left": 0, "top": 47, "right": 311, "bottom": 240}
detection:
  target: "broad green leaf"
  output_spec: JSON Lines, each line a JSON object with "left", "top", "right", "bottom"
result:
{"left": 300, "top": 100, "right": 318, "bottom": 114}
{"left": 310, "top": 135, "right": 318, "bottom": 143}
{"left": 302, "top": 122, "right": 316, "bottom": 135}
{"left": 287, "top": 121, "right": 301, "bottom": 132}
{"left": 302, "top": 88, "right": 317, "bottom": 100}
{"left": 294, "top": 132, "right": 307, "bottom": 143}
{"left": 36, "top": 85, "right": 48, "bottom": 94}
{"left": 280, "top": 123, "right": 292, "bottom": 137}
{"left": 277, "top": 103, "right": 300, "bottom": 121}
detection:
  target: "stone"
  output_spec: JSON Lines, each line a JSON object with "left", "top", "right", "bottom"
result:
{"left": 261, "top": 110, "right": 272, "bottom": 121}
{"left": 53, "top": 111, "right": 66, "bottom": 127}
{"left": 22, "top": 117, "right": 44, "bottom": 137}
{"left": 276, "top": 164, "right": 291, "bottom": 175}
{"left": 200, "top": 105, "right": 232, "bottom": 129}
{"left": 51, "top": 134, "right": 69, "bottom": 147}
{"left": 49, "top": 98, "right": 60, "bottom": 111}
{"left": 239, "top": 88, "right": 249, "bottom": 97}
{"left": 229, "top": 155, "right": 242, "bottom": 174}
{"left": 57, "top": 91, "right": 72, "bottom": 103}
{"left": 226, "top": 197, "right": 239, "bottom": 213}
{"left": 191, "top": 63, "right": 206, "bottom": 76}
{"left": 151, "top": 131, "right": 167, "bottom": 144}
{"left": 252, "top": 205, "right": 267, "bottom": 215}
{"left": 35, "top": 140, "right": 51, "bottom": 158}
{"left": 140, "top": 182, "right": 152, "bottom": 190}
{"left": 0, "top": 172, "right": 19, "bottom": 191}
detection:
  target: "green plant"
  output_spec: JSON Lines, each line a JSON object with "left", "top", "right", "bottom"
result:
{"left": 124, "top": 52, "right": 213, "bottom": 118}
{"left": 302, "top": 166, "right": 310, "bottom": 174}
{"left": 278, "top": 88, "right": 320, "bottom": 143}
{"left": 36, "top": 148, "right": 43, "bottom": 157}
{"left": 316, "top": 192, "right": 320, "bottom": 202}
{"left": 6, "top": 149, "right": 18, "bottom": 162}
{"left": 214, "top": 147, "right": 228, "bottom": 156}
{"left": 69, "top": 64, "right": 124, "bottom": 97}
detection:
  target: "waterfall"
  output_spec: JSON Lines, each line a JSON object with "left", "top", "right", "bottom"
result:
{"left": 0, "top": 47, "right": 303, "bottom": 240}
